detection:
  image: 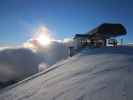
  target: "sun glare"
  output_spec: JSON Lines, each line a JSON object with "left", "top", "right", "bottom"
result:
{"left": 36, "top": 34, "right": 51, "bottom": 46}
{"left": 34, "top": 26, "right": 52, "bottom": 46}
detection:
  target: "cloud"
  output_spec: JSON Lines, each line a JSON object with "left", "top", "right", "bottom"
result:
{"left": 0, "top": 25, "right": 75, "bottom": 87}
{"left": 23, "top": 35, "right": 78, "bottom": 65}
{"left": 0, "top": 40, "right": 70, "bottom": 84}
{"left": 0, "top": 47, "right": 43, "bottom": 83}
{"left": 24, "top": 36, "right": 72, "bottom": 61}
{"left": 63, "top": 38, "right": 73, "bottom": 43}
{"left": 63, "top": 38, "right": 75, "bottom": 47}
{"left": 31, "top": 41, "right": 69, "bottom": 65}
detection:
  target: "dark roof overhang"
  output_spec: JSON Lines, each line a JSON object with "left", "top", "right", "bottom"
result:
{"left": 87, "top": 23, "right": 127, "bottom": 39}
{"left": 74, "top": 23, "right": 127, "bottom": 40}
{"left": 74, "top": 34, "right": 90, "bottom": 39}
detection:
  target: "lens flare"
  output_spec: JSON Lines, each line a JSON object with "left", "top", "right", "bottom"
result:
{"left": 36, "top": 34, "right": 51, "bottom": 46}
{"left": 34, "top": 26, "right": 52, "bottom": 46}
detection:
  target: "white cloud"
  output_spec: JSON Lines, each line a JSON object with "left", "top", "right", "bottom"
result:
{"left": 63, "top": 38, "right": 73, "bottom": 43}
{"left": 0, "top": 47, "right": 43, "bottom": 83}
{"left": 0, "top": 39, "right": 70, "bottom": 84}
{"left": 0, "top": 25, "right": 74, "bottom": 87}
{"left": 23, "top": 38, "right": 70, "bottom": 66}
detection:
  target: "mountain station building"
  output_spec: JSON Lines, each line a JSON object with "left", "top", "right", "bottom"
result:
{"left": 74, "top": 23, "right": 127, "bottom": 49}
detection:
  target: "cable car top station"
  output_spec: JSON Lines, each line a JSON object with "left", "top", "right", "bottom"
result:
{"left": 74, "top": 23, "right": 127, "bottom": 48}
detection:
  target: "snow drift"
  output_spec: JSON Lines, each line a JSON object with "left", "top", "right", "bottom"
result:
{"left": 0, "top": 46, "right": 133, "bottom": 100}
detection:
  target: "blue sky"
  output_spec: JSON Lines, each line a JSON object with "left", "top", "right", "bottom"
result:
{"left": 0, "top": 0, "right": 133, "bottom": 44}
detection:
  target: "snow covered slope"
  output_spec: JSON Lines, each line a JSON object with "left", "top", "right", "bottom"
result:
{"left": 0, "top": 47, "right": 133, "bottom": 100}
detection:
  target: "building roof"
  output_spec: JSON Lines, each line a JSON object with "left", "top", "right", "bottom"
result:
{"left": 74, "top": 23, "right": 127, "bottom": 40}
{"left": 74, "top": 34, "right": 90, "bottom": 39}
{"left": 87, "top": 23, "right": 127, "bottom": 38}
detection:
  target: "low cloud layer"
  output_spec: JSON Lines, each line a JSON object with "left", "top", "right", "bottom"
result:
{"left": 0, "top": 25, "right": 75, "bottom": 87}
{"left": 0, "top": 41, "right": 72, "bottom": 84}
{"left": 0, "top": 48, "right": 43, "bottom": 83}
{"left": 36, "top": 41, "right": 69, "bottom": 65}
{"left": 24, "top": 38, "right": 73, "bottom": 65}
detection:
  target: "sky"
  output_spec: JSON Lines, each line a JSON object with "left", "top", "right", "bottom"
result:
{"left": 0, "top": 0, "right": 133, "bottom": 44}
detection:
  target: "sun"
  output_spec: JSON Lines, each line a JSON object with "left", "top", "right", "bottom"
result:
{"left": 33, "top": 26, "right": 52, "bottom": 46}
{"left": 36, "top": 34, "right": 51, "bottom": 46}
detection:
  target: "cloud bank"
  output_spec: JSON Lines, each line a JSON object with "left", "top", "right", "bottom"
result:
{"left": 0, "top": 47, "right": 43, "bottom": 83}
{"left": 0, "top": 26, "right": 75, "bottom": 87}
{"left": 0, "top": 39, "right": 73, "bottom": 85}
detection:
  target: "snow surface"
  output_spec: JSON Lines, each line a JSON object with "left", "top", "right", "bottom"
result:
{"left": 0, "top": 46, "right": 133, "bottom": 100}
